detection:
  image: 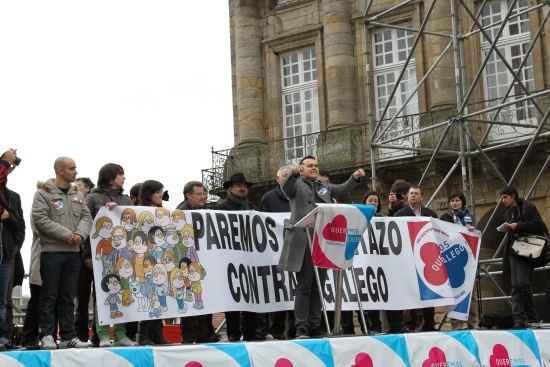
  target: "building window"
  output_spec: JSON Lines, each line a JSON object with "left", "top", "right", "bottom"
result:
{"left": 481, "top": 0, "right": 536, "bottom": 142}
{"left": 372, "top": 25, "right": 419, "bottom": 160}
{"left": 281, "top": 47, "right": 320, "bottom": 163}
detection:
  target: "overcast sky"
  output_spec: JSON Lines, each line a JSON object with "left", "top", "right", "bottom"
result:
{"left": 0, "top": 1, "right": 234, "bottom": 296}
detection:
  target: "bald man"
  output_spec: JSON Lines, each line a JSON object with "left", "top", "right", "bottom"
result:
{"left": 31, "top": 157, "right": 92, "bottom": 350}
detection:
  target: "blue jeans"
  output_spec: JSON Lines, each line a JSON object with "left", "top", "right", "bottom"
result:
{"left": 38, "top": 252, "right": 81, "bottom": 341}
{"left": 0, "top": 257, "right": 11, "bottom": 344}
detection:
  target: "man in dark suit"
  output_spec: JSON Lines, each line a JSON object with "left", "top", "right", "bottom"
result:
{"left": 394, "top": 185, "right": 438, "bottom": 332}
{"left": 278, "top": 155, "right": 365, "bottom": 339}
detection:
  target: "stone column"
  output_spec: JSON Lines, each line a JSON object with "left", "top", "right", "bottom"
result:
{"left": 425, "top": 0, "right": 457, "bottom": 111}
{"left": 232, "top": 0, "right": 266, "bottom": 146}
{"left": 323, "top": 0, "right": 357, "bottom": 129}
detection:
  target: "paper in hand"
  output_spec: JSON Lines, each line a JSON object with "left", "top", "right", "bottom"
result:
{"left": 497, "top": 222, "right": 510, "bottom": 233}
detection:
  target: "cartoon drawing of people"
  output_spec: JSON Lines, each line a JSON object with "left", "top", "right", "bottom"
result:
{"left": 143, "top": 256, "right": 156, "bottom": 277}
{"left": 180, "top": 224, "right": 199, "bottom": 263}
{"left": 132, "top": 231, "right": 148, "bottom": 282}
{"left": 179, "top": 258, "right": 193, "bottom": 302}
{"left": 165, "top": 224, "right": 181, "bottom": 262}
{"left": 120, "top": 207, "right": 137, "bottom": 239}
{"left": 148, "top": 225, "right": 166, "bottom": 261}
{"left": 188, "top": 262, "right": 205, "bottom": 310}
{"left": 102, "top": 274, "right": 123, "bottom": 319}
{"left": 162, "top": 251, "right": 176, "bottom": 277}
{"left": 106, "top": 226, "right": 133, "bottom": 274}
{"left": 93, "top": 216, "right": 114, "bottom": 277}
{"left": 170, "top": 210, "right": 187, "bottom": 231}
{"left": 152, "top": 263, "right": 169, "bottom": 312}
{"left": 137, "top": 210, "right": 155, "bottom": 239}
{"left": 170, "top": 268, "right": 187, "bottom": 314}
{"left": 149, "top": 293, "right": 162, "bottom": 318}
{"left": 154, "top": 207, "right": 171, "bottom": 229}
{"left": 115, "top": 257, "right": 134, "bottom": 307}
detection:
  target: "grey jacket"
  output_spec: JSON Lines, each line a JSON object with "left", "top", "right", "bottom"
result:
{"left": 28, "top": 223, "right": 42, "bottom": 286}
{"left": 278, "top": 173, "right": 360, "bottom": 272}
{"left": 31, "top": 179, "right": 93, "bottom": 253}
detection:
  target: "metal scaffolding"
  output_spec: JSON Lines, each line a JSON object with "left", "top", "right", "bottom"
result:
{"left": 363, "top": 0, "right": 550, "bottom": 315}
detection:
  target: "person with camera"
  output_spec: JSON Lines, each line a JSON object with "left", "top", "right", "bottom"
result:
{"left": 386, "top": 179, "right": 409, "bottom": 217}
{"left": 0, "top": 148, "right": 24, "bottom": 351}
{"left": 500, "top": 185, "right": 549, "bottom": 329}
{"left": 384, "top": 179, "right": 413, "bottom": 333}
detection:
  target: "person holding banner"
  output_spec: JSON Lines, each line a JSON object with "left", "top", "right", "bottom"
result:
{"left": 218, "top": 173, "right": 259, "bottom": 342}
{"left": 278, "top": 155, "right": 365, "bottom": 339}
{"left": 136, "top": 180, "right": 171, "bottom": 345}
{"left": 394, "top": 185, "right": 438, "bottom": 332}
{"left": 257, "top": 166, "right": 293, "bottom": 341}
{"left": 176, "top": 180, "right": 219, "bottom": 344}
{"left": 500, "top": 185, "right": 548, "bottom": 329}
{"left": 82, "top": 163, "right": 137, "bottom": 347}
{"left": 440, "top": 191, "right": 478, "bottom": 330}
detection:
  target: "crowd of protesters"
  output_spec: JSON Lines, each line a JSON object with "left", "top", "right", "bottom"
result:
{"left": 0, "top": 148, "right": 548, "bottom": 351}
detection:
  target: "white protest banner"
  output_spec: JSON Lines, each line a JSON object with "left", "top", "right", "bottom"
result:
{"left": 335, "top": 217, "right": 480, "bottom": 320}
{"left": 311, "top": 203, "right": 375, "bottom": 270}
{"left": 90, "top": 207, "right": 480, "bottom": 325}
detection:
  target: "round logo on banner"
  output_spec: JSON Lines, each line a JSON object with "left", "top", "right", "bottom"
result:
{"left": 410, "top": 221, "right": 476, "bottom": 302}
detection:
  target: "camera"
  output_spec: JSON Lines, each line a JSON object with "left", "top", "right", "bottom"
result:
{"left": 396, "top": 193, "right": 404, "bottom": 200}
{"left": 14, "top": 157, "right": 21, "bottom": 166}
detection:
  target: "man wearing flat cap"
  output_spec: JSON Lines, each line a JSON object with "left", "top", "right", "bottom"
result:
{"left": 218, "top": 173, "right": 258, "bottom": 341}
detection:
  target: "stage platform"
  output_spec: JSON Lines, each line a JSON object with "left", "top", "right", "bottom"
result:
{"left": 1, "top": 329, "right": 549, "bottom": 367}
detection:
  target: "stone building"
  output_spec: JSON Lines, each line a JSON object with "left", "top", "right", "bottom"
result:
{"left": 202, "top": 0, "right": 550, "bottom": 316}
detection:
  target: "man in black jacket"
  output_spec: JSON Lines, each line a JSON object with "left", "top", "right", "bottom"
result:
{"left": 0, "top": 160, "right": 25, "bottom": 350}
{"left": 394, "top": 186, "right": 438, "bottom": 332}
{"left": 177, "top": 180, "right": 219, "bottom": 344}
{"left": 257, "top": 166, "right": 292, "bottom": 340}
{"left": 384, "top": 179, "right": 411, "bottom": 334}
{"left": 218, "top": 173, "right": 258, "bottom": 341}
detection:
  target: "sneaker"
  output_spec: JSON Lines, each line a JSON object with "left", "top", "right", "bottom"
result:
{"left": 296, "top": 327, "right": 309, "bottom": 340}
{"left": 58, "top": 338, "right": 88, "bottom": 349}
{"left": 99, "top": 338, "right": 112, "bottom": 347}
{"left": 265, "top": 333, "right": 275, "bottom": 341}
{"left": 41, "top": 335, "right": 57, "bottom": 350}
{"left": 113, "top": 337, "right": 137, "bottom": 347}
